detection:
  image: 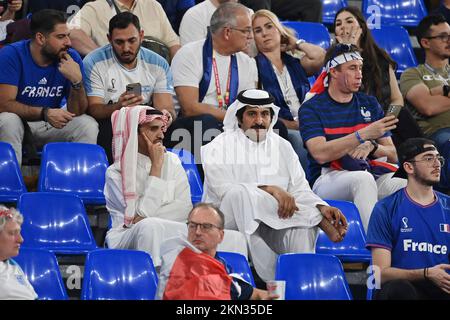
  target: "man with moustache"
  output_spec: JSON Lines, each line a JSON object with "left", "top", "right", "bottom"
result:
{"left": 0, "top": 9, "right": 98, "bottom": 166}
{"left": 83, "top": 12, "right": 175, "bottom": 163}
{"left": 299, "top": 43, "right": 406, "bottom": 232}
{"left": 367, "top": 138, "right": 450, "bottom": 300}
{"left": 201, "top": 89, "right": 348, "bottom": 281}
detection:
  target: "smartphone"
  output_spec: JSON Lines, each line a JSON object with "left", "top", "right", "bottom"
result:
{"left": 386, "top": 105, "right": 402, "bottom": 118}
{"left": 126, "top": 83, "right": 142, "bottom": 97}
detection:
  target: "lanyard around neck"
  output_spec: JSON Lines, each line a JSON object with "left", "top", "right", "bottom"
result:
{"left": 212, "top": 51, "right": 232, "bottom": 109}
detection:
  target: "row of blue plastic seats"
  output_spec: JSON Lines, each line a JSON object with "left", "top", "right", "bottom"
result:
{"left": 15, "top": 247, "right": 362, "bottom": 300}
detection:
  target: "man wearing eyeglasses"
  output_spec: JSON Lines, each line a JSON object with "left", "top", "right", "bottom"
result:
{"left": 367, "top": 138, "right": 450, "bottom": 300}
{"left": 157, "top": 203, "right": 276, "bottom": 300}
{"left": 400, "top": 14, "right": 450, "bottom": 190}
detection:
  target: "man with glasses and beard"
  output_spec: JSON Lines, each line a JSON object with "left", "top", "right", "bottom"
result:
{"left": 367, "top": 138, "right": 450, "bottom": 300}
{"left": 0, "top": 9, "right": 98, "bottom": 166}
{"left": 83, "top": 12, "right": 176, "bottom": 164}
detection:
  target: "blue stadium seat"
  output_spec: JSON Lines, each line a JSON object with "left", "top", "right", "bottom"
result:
{"left": 322, "top": 0, "right": 348, "bottom": 25}
{"left": 13, "top": 248, "right": 68, "bottom": 300}
{"left": 276, "top": 253, "right": 352, "bottom": 300}
{"left": 370, "top": 25, "right": 418, "bottom": 78}
{"left": 81, "top": 249, "right": 158, "bottom": 300}
{"left": 38, "top": 142, "right": 108, "bottom": 205}
{"left": 168, "top": 148, "right": 203, "bottom": 204}
{"left": 316, "top": 200, "right": 371, "bottom": 263}
{"left": 0, "top": 142, "right": 27, "bottom": 203}
{"left": 217, "top": 251, "right": 255, "bottom": 287}
{"left": 362, "top": 0, "right": 427, "bottom": 27}
{"left": 281, "top": 21, "right": 331, "bottom": 49}
{"left": 18, "top": 192, "right": 98, "bottom": 254}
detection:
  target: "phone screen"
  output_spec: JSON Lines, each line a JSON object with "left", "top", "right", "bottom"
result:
{"left": 126, "top": 83, "right": 142, "bottom": 96}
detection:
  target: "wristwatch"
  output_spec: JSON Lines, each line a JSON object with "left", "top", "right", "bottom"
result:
{"left": 295, "top": 39, "right": 306, "bottom": 49}
{"left": 71, "top": 80, "right": 82, "bottom": 90}
{"left": 368, "top": 139, "right": 379, "bottom": 157}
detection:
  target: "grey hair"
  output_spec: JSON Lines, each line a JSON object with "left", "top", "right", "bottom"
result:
{"left": 0, "top": 205, "right": 23, "bottom": 232}
{"left": 188, "top": 202, "right": 225, "bottom": 229}
{"left": 210, "top": 2, "right": 249, "bottom": 34}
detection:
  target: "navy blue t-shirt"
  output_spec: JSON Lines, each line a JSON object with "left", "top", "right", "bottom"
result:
{"left": 0, "top": 40, "right": 85, "bottom": 108}
{"left": 367, "top": 188, "right": 450, "bottom": 269}
{"left": 299, "top": 90, "right": 389, "bottom": 184}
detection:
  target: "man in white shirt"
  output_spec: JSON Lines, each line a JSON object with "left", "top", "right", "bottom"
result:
{"left": 201, "top": 89, "right": 347, "bottom": 281}
{"left": 166, "top": 3, "right": 264, "bottom": 178}
{"left": 179, "top": 0, "right": 237, "bottom": 46}
{"left": 104, "top": 106, "right": 247, "bottom": 267}
{"left": 83, "top": 12, "right": 176, "bottom": 163}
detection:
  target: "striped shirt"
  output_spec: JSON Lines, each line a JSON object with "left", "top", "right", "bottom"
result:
{"left": 299, "top": 90, "right": 388, "bottom": 184}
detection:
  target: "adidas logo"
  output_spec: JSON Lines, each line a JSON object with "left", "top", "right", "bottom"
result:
{"left": 38, "top": 77, "right": 48, "bottom": 85}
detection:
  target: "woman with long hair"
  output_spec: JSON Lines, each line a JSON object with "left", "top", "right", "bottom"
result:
{"left": 333, "top": 6, "right": 423, "bottom": 147}
{"left": 252, "top": 9, "right": 325, "bottom": 170}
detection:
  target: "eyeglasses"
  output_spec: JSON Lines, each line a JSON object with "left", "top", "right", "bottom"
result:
{"left": 408, "top": 155, "right": 445, "bottom": 167}
{"left": 229, "top": 27, "right": 253, "bottom": 36}
{"left": 425, "top": 34, "right": 450, "bottom": 42}
{"left": 186, "top": 221, "right": 222, "bottom": 232}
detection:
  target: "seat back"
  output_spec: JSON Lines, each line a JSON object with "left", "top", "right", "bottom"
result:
{"left": 13, "top": 248, "right": 68, "bottom": 300}
{"left": 217, "top": 251, "right": 255, "bottom": 287}
{"left": 370, "top": 24, "right": 418, "bottom": 78}
{"left": 168, "top": 148, "right": 203, "bottom": 204}
{"left": 81, "top": 249, "right": 158, "bottom": 300}
{"left": 19, "top": 192, "right": 98, "bottom": 254}
{"left": 316, "top": 200, "right": 371, "bottom": 263}
{"left": 322, "top": 0, "right": 348, "bottom": 24}
{"left": 362, "top": 0, "right": 427, "bottom": 27}
{"left": 281, "top": 21, "right": 331, "bottom": 49}
{"left": 276, "top": 253, "right": 352, "bottom": 300}
{"left": 0, "top": 142, "right": 27, "bottom": 203}
{"left": 38, "top": 142, "right": 108, "bottom": 205}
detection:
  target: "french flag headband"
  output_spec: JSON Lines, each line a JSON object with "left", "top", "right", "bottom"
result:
{"left": 303, "top": 44, "right": 363, "bottom": 103}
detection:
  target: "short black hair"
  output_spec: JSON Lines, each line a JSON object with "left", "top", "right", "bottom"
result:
{"left": 188, "top": 203, "right": 225, "bottom": 229}
{"left": 30, "top": 9, "right": 67, "bottom": 38}
{"left": 109, "top": 12, "right": 141, "bottom": 36}
{"left": 416, "top": 14, "right": 447, "bottom": 48}
{"left": 236, "top": 105, "right": 274, "bottom": 123}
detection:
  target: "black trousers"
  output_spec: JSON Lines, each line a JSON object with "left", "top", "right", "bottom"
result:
{"left": 375, "top": 279, "right": 450, "bottom": 300}
{"left": 240, "top": 0, "right": 322, "bottom": 22}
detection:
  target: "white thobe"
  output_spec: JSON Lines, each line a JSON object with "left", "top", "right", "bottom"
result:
{"left": 202, "top": 129, "right": 327, "bottom": 280}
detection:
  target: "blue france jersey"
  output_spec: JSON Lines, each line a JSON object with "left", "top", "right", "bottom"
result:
{"left": 366, "top": 188, "right": 450, "bottom": 269}
{"left": 299, "top": 90, "right": 389, "bottom": 184}
{"left": 0, "top": 40, "right": 85, "bottom": 108}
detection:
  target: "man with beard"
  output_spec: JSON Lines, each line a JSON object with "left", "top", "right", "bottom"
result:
{"left": 400, "top": 14, "right": 450, "bottom": 190}
{"left": 201, "top": 89, "right": 348, "bottom": 281}
{"left": 83, "top": 12, "right": 175, "bottom": 163}
{"left": 367, "top": 138, "right": 450, "bottom": 300}
{"left": 299, "top": 43, "right": 406, "bottom": 232}
{"left": 0, "top": 9, "right": 98, "bottom": 166}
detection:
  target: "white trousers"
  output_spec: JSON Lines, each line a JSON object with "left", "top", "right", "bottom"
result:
{"left": 0, "top": 112, "right": 98, "bottom": 166}
{"left": 106, "top": 217, "right": 248, "bottom": 267}
{"left": 313, "top": 169, "right": 407, "bottom": 231}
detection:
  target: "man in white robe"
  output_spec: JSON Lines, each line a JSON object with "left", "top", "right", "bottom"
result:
{"left": 105, "top": 106, "right": 247, "bottom": 267}
{"left": 201, "top": 89, "right": 347, "bottom": 280}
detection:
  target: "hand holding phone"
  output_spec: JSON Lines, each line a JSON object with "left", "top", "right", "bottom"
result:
{"left": 386, "top": 105, "right": 402, "bottom": 118}
{"left": 126, "top": 83, "right": 142, "bottom": 97}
